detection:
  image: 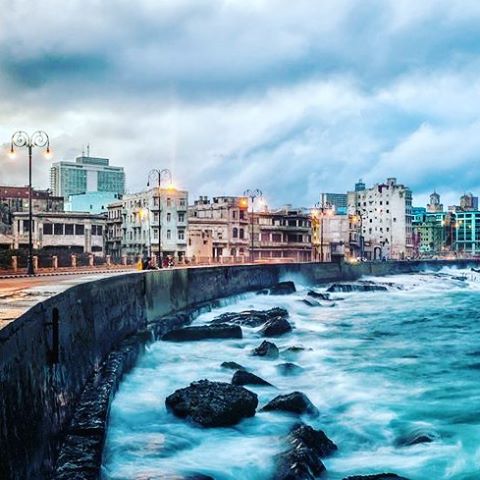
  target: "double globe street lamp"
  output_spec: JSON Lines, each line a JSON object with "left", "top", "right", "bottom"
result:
{"left": 244, "top": 189, "right": 262, "bottom": 263}
{"left": 147, "top": 168, "right": 173, "bottom": 267}
{"left": 9, "top": 130, "right": 51, "bottom": 275}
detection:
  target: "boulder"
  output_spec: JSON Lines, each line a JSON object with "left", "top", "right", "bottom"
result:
{"left": 307, "top": 290, "right": 331, "bottom": 301}
{"left": 259, "top": 317, "right": 292, "bottom": 337}
{"left": 276, "top": 362, "right": 304, "bottom": 376}
{"left": 211, "top": 307, "right": 289, "bottom": 327}
{"left": 232, "top": 370, "right": 273, "bottom": 387}
{"left": 327, "top": 283, "right": 388, "bottom": 293}
{"left": 165, "top": 380, "right": 258, "bottom": 427}
{"left": 343, "top": 475, "right": 409, "bottom": 480}
{"left": 252, "top": 341, "right": 279, "bottom": 359}
{"left": 301, "top": 298, "right": 322, "bottom": 307}
{"left": 162, "top": 324, "right": 242, "bottom": 342}
{"left": 221, "top": 361, "right": 247, "bottom": 371}
{"left": 273, "top": 423, "right": 336, "bottom": 480}
{"left": 261, "top": 392, "right": 319, "bottom": 416}
{"left": 269, "top": 281, "right": 296, "bottom": 295}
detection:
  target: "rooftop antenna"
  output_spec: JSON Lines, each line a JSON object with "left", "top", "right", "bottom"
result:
{"left": 81, "top": 145, "right": 85, "bottom": 156}
{"left": 86, "top": 143, "right": 90, "bottom": 157}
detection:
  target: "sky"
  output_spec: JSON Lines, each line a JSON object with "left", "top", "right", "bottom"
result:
{"left": 1, "top": 0, "right": 480, "bottom": 209}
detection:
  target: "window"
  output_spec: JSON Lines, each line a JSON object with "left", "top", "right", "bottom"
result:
{"left": 54, "top": 224, "right": 63, "bottom": 235}
{"left": 240, "top": 210, "right": 245, "bottom": 220}
{"left": 91, "top": 225, "right": 97, "bottom": 235}
{"left": 178, "top": 213, "right": 185, "bottom": 222}
{"left": 43, "top": 224, "right": 53, "bottom": 235}
{"left": 167, "top": 213, "right": 171, "bottom": 222}
{"left": 167, "top": 198, "right": 172, "bottom": 207}
{"left": 179, "top": 198, "right": 186, "bottom": 207}
{"left": 65, "top": 224, "right": 74, "bottom": 235}
{"left": 75, "top": 224, "right": 85, "bottom": 235}
{"left": 178, "top": 229, "right": 185, "bottom": 240}
{"left": 232, "top": 210, "right": 237, "bottom": 219}
{"left": 239, "top": 228, "right": 245, "bottom": 239}
{"left": 233, "top": 227, "right": 238, "bottom": 238}
{"left": 272, "top": 233, "right": 282, "bottom": 242}
{"left": 96, "top": 225, "right": 103, "bottom": 236}
{"left": 167, "top": 229, "right": 171, "bottom": 239}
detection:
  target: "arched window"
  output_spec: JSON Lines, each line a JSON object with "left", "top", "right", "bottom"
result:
{"left": 167, "top": 229, "right": 171, "bottom": 239}
{"left": 233, "top": 227, "right": 238, "bottom": 238}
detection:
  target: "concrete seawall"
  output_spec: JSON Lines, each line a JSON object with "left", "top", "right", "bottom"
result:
{"left": 0, "top": 260, "right": 475, "bottom": 479}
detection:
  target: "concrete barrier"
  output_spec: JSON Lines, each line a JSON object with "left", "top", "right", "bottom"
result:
{"left": 0, "top": 260, "right": 476, "bottom": 479}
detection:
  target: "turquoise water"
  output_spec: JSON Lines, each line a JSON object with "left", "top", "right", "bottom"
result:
{"left": 102, "top": 269, "right": 480, "bottom": 479}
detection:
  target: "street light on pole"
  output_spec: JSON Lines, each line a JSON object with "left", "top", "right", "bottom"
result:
{"left": 147, "top": 168, "right": 172, "bottom": 267}
{"left": 244, "top": 189, "right": 262, "bottom": 263}
{"left": 9, "top": 130, "right": 51, "bottom": 275}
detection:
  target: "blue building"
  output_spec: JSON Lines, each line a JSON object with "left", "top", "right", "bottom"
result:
{"left": 65, "top": 192, "right": 122, "bottom": 214}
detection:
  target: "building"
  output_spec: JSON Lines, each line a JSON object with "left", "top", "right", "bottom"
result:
{"left": 460, "top": 193, "right": 478, "bottom": 211}
{"left": 412, "top": 211, "right": 447, "bottom": 255}
{"left": 187, "top": 196, "right": 249, "bottom": 261}
{"left": 322, "top": 193, "right": 348, "bottom": 215}
{"left": 313, "top": 211, "right": 350, "bottom": 261}
{"left": 113, "top": 186, "right": 188, "bottom": 261}
{"left": 453, "top": 210, "right": 480, "bottom": 255}
{"left": 105, "top": 201, "right": 124, "bottom": 259}
{"left": 65, "top": 192, "right": 123, "bottom": 214}
{"left": 12, "top": 211, "right": 106, "bottom": 255}
{"left": 254, "top": 206, "right": 312, "bottom": 262}
{"left": 427, "top": 191, "right": 443, "bottom": 213}
{"left": 50, "top": 155, "right": 125, "bottom": 199}
{"left": 348, "top": 177, "right": 413, "bottom": 260}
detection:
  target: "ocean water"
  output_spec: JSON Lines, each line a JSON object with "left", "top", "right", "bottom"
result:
{"left": 102, "top": 268, "right": 480, "bottom": 480}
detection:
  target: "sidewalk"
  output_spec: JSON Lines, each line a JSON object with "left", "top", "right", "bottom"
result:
{"left": 0, "top": 265, "right": 136, "bottom": 280}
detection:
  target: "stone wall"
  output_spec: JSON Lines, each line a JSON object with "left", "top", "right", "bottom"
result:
{"left": 0, "top": 260, "right": 476, "bottom": 479}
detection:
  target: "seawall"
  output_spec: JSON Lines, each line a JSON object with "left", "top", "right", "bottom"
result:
{"left": 0, "top": 260, "right": 475, "bottom": 479}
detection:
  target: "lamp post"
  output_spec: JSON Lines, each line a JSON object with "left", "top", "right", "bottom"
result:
{"left": 244, "top": 189, "right": 262, "bottom": 263}
{"left": 9, "top": 130, "right": 51, "bottom": 275}
{"left": 147, "top": 168, "right": 172, "bottom": 267}
{"left": 355, "top": 209, "right": 365, "bottom": 260}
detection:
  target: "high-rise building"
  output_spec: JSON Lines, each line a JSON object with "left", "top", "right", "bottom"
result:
{"left": 348, "top": 177, "right": 413, "bottom": 260}
{"left": 322, "top": 193, "right": 348, "bottom": 214}
{"left": 50, "top": 155, "right": 125, "bottom": 199}
{"left": 427, "top": 191, "right": 443, "bottom": 213}
{"left": 460, "top": 193, "right": 478, "bottom": 211}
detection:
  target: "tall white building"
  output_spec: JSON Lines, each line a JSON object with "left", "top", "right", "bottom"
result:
{"left": 348, "top": 177, "right": 413, "bottom": 260}
{"left": 108, "top": 187, "right": 188, "bottom": 261}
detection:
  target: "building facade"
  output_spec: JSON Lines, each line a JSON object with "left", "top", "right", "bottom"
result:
{"left": 412, "top": 211, "right": 447, "bottom": 255}
{"left": 109, "top": 187, "right": 188, "bottom": 260}
{"left": 313, "top": 213, "right": 350, "bottom": 261}
{"left": 187, "top": 196, "right": 249, "bottom": 261}
{"left": 12, "top": 212, "right": 106, "bottom": 255}
{"left": 65, "top": 192, "right": 123, "bottom": 214}
{"left": 323, "top": 193, "right": 348, "bottom": 215}
{"left": 348, "top": 177, "right": 413, "bottom": 260}
{"left": 453, "top": 211, "right": 480, "bottom": 255}
{"left": 50, "top": 155, "right": 125, "bottom": 199}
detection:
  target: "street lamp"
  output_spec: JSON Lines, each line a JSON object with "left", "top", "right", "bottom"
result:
{"left": 244, "top": 189, "right": 262, "bottom": 263}
{"left": 147, "top": 168, "right": 172, "bottom": 267}
{"left": 9, "top": 130, "right": 50, "bottom": 275}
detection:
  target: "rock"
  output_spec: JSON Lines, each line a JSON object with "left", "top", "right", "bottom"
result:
{"left": 261, "top": 392, "right": 319, "bottom": 416}
{"left": 269, "top": 281, "right": 296, "bottom": 295}
{"left": 288, "top": 423, "right": 337, "bottom": 457}
{"left": 301, "top": 298, "right": 322, "bottom": 307}
{"left": 307, "top": 291, "right": 331, "bottom": 300}
{"left": 252, "top": 341, "right": 279, "bottom": 359}
{"left": 232, "top": 370, "right": 273, "bottom": 387}
{"left": 394, "top": 426, "right": 438, "bottom": 447}
{"left": 273, "top": 423, "right": 336, "bottom": 480}
{"left": 211, "top": 307, "right": 289, "bottom": 327}
{"left": 342, "top": 475, "right": 410, "bottom": 480}
{"left": 162, "top": 324, "right": 242, "bottom": 342}
{"left": 276, "top": 362, "right": 304, "bottom": 376}
{"left": 259, "top": 317, "right": 292, "bottom": 337}
{"left": 221, "top": 361, "right": 247, "bottom": 371}
{"left": 327, "top": 283, "right": 388, "bottom": 293}
{"left": 165, "top": 380, "right": 258, "bottom": 427}
{"left": 256, "top": 289, "right": 269, "bottom": 295}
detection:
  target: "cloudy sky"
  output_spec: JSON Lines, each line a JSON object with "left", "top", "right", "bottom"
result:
{"left": 1, "top": 0, "right": 480, "bottom": 208}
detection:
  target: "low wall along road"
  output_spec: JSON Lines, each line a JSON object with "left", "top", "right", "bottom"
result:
{"left": 0, "top": 260, "right": 476, "bottom": 479}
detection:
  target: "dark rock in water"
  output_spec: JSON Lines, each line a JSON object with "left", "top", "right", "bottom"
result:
{"left": 252, "top": 340, "right": 279, "bottom": 359}
{"left": 221, "top": 361, "right": 247, "bottom": 371}
{"left": 302, "top": 297, "right": 322, "bottom": 307}
{"left": 269, "top": 281, "right": 296, "bottom": 295}
{"left": 232, "top": 370, "right": 273, "bottom": 387}
{"left": 211, "top": 307, "right": 289, "bottom": 327}
{"left": 257, "top": 289, "right": 270, "bottom": 295}
{"left": 343, "top": 475, "right": 410, "bottom": 480}
{"left": 165, "top": 380, "right": 258, "bottom": 427}
{"left": 289, "top": 423, "right": 337, "bottom": 457}
{"left": 284, "top": 345, "right": 312, "bottom": 354}
{"left": 162, "top": 324, "right": 242, "bottom": 342}
{"left": 262, "top": 391, "right": 319, "bottom": 416}
{"left": 273, "top": 423, "right": 336, "bottom": 480}
{"left": 327, "top": 283, "right": 388, "bottom": 293}
{"left": 259, "top": 317, "right": 292, "bottom": 337}
{"left": 307, "top": 290, "right": 331, "bottom": 301}
{"left": 395, "top": 427, "right": 438, "bottom": 447}
{"left": 276, "top": 362, "right": 304, "bottom": 376}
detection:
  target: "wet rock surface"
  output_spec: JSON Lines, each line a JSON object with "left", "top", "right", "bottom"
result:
{"left": 231, "top": 370, "right": 273, "bottom": 387}
{"left": 251, "top": 340, "right": 279, "bottom": 359}
{"left": 165, "top": 380, "right": 258, "bottom": 427}
{"left": 327, "top": 283, "right": 388, "bottom": 293}
{"left": 394, "top": 426, "right": 438, "bottom": 447}
{"left": 211, "top": 307, "right": 288, "bottom": 327}
{"left": 273, "top": 423, "right": 337, "bottom": 480}
{"left": 259, "top": 317, "right": 292, "bottom": 337}
{"left": 221, "top": 361, "right": 247, "bottom": 371}
{"left": 307, "top": 291, "right": 331, "bottom": 301}
{"left": 276, "top": 362, "right": 304, "bottom": 376}
{"left": 262, "top": 391, "right": 319, "bottom": 416}
{"left": 343, "top": 475, "right": 410, "bottom": 480}
{"left": 162, "top": 324, "right": 242, "bottom": 342}
{"left": 269, "top": 281, "right": 297, "bottom": 295}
